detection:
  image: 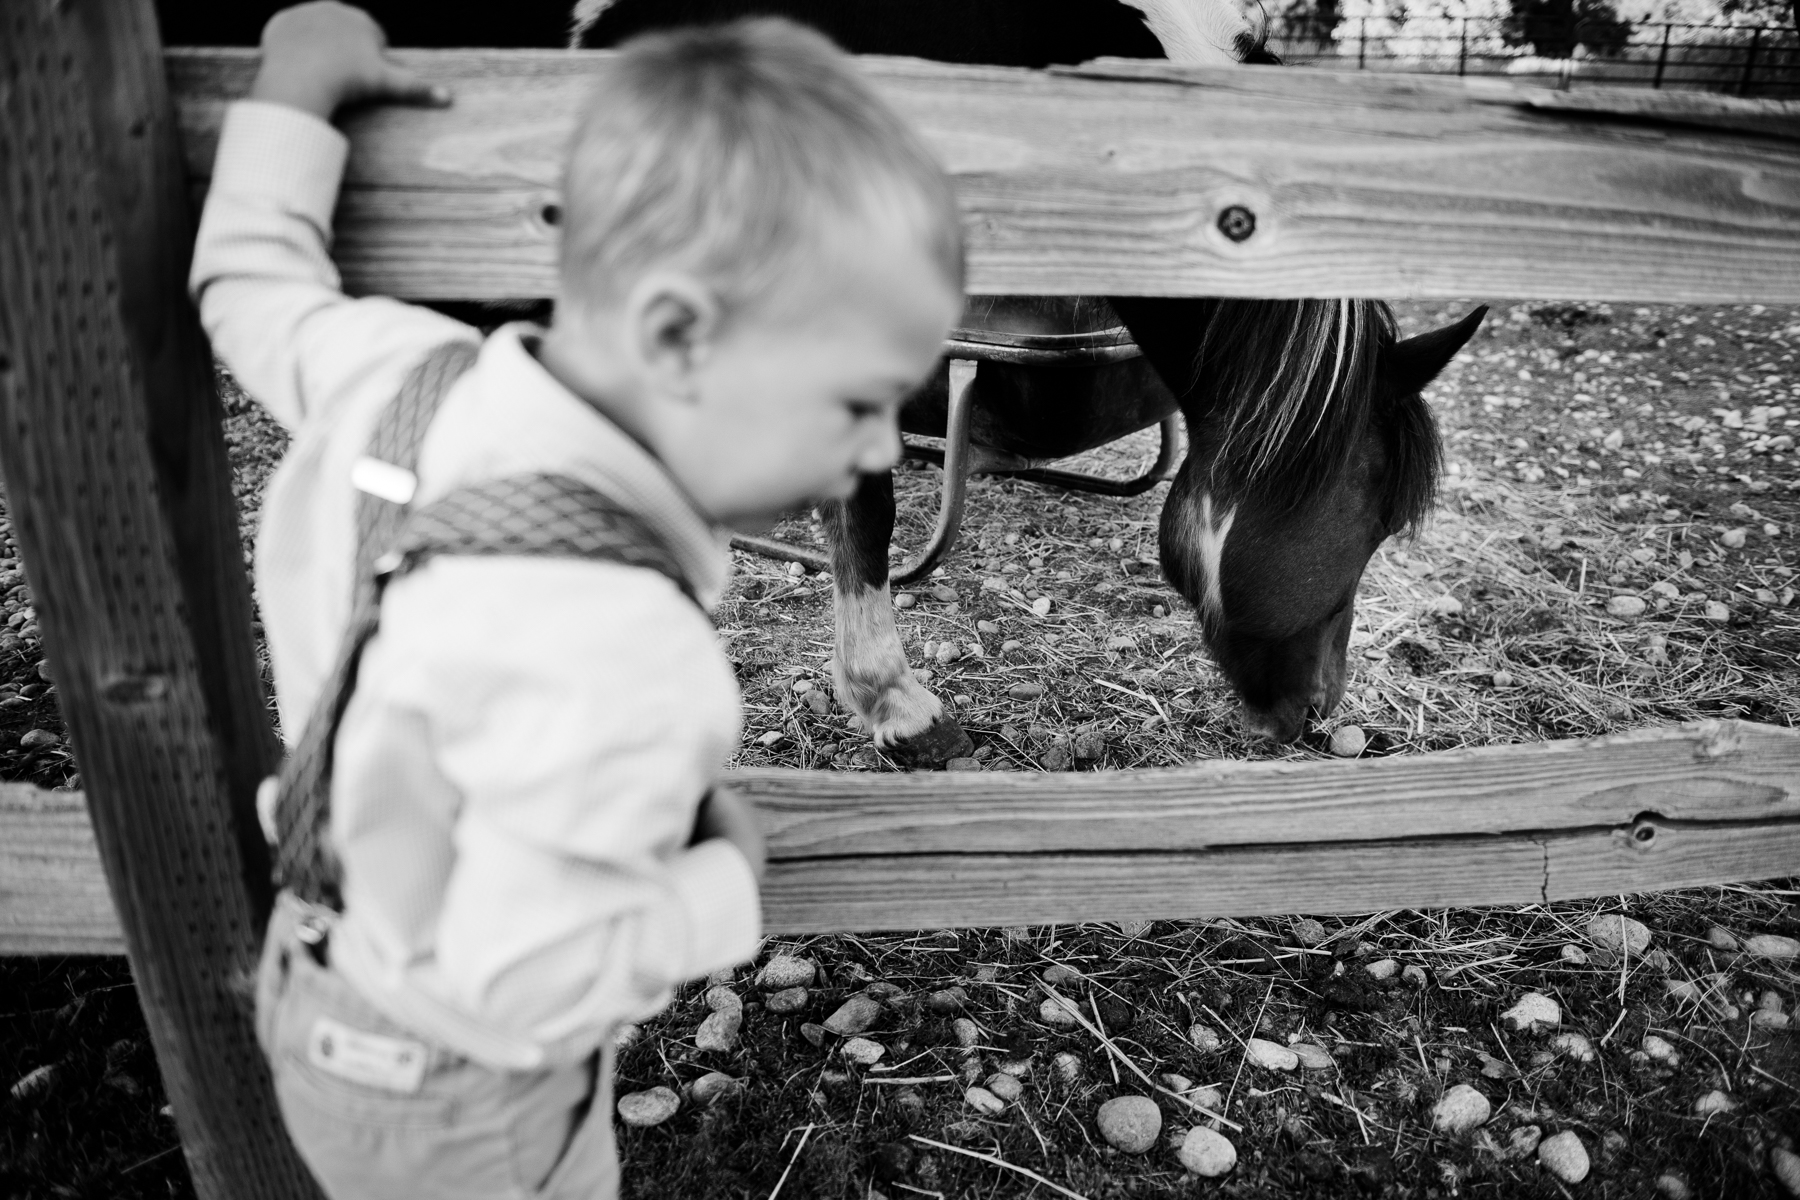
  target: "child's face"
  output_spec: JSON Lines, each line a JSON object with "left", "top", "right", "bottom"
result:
{"left": 670, "top": 227, "right": 963, "bottom": 531}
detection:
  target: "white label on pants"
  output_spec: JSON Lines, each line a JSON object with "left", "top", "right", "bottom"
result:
{"left": 307, "top": 1016, "right": 429, "bottom": 1094}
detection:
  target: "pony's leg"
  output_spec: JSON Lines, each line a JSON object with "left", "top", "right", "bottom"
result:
{"left": 824, "top": 472, "right": 974, "bottom": 768}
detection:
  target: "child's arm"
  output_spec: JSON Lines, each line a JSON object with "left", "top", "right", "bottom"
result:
{"left": 188, "top": 3, "right": 471, "bottom": 432}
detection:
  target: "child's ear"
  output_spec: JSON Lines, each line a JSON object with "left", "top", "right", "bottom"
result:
{"left": 628, "top": 271, "right": 720, "bottom": 400}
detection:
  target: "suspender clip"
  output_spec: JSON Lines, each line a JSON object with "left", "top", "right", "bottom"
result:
{"left": 350, "top": 457, "right": 418, "bottom": 505}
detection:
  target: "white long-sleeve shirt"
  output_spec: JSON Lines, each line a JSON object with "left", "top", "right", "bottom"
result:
{"left": 191, "top": 101, "right": 761, "bottom": 1071}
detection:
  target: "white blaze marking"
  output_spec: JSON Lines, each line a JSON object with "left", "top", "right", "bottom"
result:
{"left": 1121, "top": 0, "right": 1253, "bottom": 66}
{"left": 1195, "top": 493, "right": 1237, "bottom": 623}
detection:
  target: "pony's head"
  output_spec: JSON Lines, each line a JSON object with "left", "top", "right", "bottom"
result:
{"left": 1118, "top": 297, "right": 1485, "bottom": 743}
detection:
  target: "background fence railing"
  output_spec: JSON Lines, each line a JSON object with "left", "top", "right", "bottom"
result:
{"left": 1261, "top": 17, "right": 1800, "bottom": 96}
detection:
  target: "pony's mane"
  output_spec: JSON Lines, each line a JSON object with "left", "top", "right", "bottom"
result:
{"left": 1193, "top": 298, "right": 1439, "bottom": 533}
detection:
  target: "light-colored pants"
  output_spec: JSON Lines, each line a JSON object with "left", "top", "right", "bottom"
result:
{"left": 256, "top": 891, "right": 618, "bottom": 1200}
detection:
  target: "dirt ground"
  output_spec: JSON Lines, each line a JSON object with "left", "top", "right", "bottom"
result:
{"left": 3, "top": 299, "right": 1799, "bottom": 1199}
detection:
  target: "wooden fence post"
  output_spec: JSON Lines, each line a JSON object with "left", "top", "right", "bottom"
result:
{"left": 1740, "top": 26, "right": 1763, "bottom": 96}
{"left": 0, "top": 0, "right": 311, "bottom": 1195}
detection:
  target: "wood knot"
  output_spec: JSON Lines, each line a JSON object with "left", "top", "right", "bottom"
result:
{"left": 101, "top": 673, "right": 169, "bottom": 704}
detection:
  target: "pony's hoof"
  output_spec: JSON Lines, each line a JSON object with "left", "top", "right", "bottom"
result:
{"left": 884, "top": 717, "right": 975, "bottom": 769}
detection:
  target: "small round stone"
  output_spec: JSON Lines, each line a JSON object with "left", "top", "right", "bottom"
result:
{"left": 1177, "top": 1126, "right": 1237, "bottom": 1177}
{"left": 1587, "top": 914, "right": 1652, "bottom": 955}
{"left": 765, "top": 987, "right": 809, "bottom": 1015}
{"left": 926, "top": 987, "right": 968, "bottom": 1014}
{"left": 1291, "top": 918, "right": 1328, "bottom": 947}
{"left": 1052, "top": 1052, "right": 1083, "bottom": 1085}
{"left": 695, "top": 1007, "right": 742, "bottom": 1053}
{"left": 1431, "top": 1084, "right": 1491, "bottom": 1135}
{"left": 1042, "top": 964, "right": 1083, "bottom": 986}
{"left": 1491, "top": 669, "right": 1516, "bottom": 687}
{"left": 1329, "top": 725, "right": 1368, "bottom": 757}
{"left": 1096, "top": 1095, "right": 1161, "bottom": 1154}
{"left": 617, "top": 1086, "right": 680, "bottom": 1127}
{"left": 1744, "top": 934, "right": 1800, "bottom": 960}
{"left": 1501, "top": 992, "right": 1561, "bottom": 1032}
{"left": 756, "top": 954, "right": 815, "bottom": 991}
{"left": 1187, "top": 1023, "right": 1222, "bottom": 1053}
{"left": 984, "top": 1072, "right": 1023, "bottom": 1102}
{"left": 1706, "top": 926, "right": 1740, "bottom": 951}
{"left": 1641, "top": 1034, "right": 1680, "bottom": 1066}
{"left": 1607, "top": 595, "right": 1647, "bottom": 618}
{"left": 1560, "top": 943, "right": 1589, "bottom": 964}
{"left": 1290, "top": 1043, "right": 1335, "bottom": 1072}
{"left": 1538, "top": 1131, "right": 1590, "bottom": 1184}
{"left": 1508, "top": 1126, "right": 1542, "bottom": 1158}
{"left": 1244, "top": 1039, "right": 1298, "bottom": 1071}
{"left": 1693, "top": 1089, "right": 1737, "bottom": 1116}
{"left": 894, "top": 592, "right": 916, "bottom": 609}
{"left": 945, "top": 756, "right": 982, "bottom": 772}
{"left": 841, "top": 1037, "right": 885, "bottom": 1066}
{"left": 1008, "top": 682, "right": 1045, "bottom": 700}
{"left": 1771, "top": 1147, "right": 1800, "bottom": 1198}
{"left": 823, "top": 995, "right": 883, "bottom": 1036}
{"left": 952, "top": 1017, "right": 981, "bottom": 1048}
{"left": 1040, "top": 995, "right": 1082, "bottom": 1027}
{"left": 688, "top": 1071, "right": 742, "bottom": 1106}
{"left": 1551, "top": 1032, "right": 1596, "bottom": 1063}
{"left": 1365, "top": 958, "right": 1399, "bottom": 981}
{"left": 1655, "top": 1171, "right": 1693, "bottom": 1200}
{"left": 965, "top": 1085, "right": 1006, "bottom": 1115}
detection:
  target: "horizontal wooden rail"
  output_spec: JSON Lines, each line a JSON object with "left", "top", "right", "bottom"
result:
{"left": 8, "top": 720, "right": 1796, "bottom": 951}
{"left": 166, "top": 50, "right": 1800, "bottom": 304}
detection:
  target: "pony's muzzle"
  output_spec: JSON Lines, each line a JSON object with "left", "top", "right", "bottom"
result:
{"left": 1238, "top": 663, "right": 1347, "bottom": 744}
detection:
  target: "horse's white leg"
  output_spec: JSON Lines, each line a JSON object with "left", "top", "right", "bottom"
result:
{"left": 824, "top": 472, "right": 974, "bottom": 768}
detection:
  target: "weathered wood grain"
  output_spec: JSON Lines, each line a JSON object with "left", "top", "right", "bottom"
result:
{"left": 163, "top": 49, "right": 1800, "bottom": 303}
{"left": 763, "top": 821, "right": 1800, "bottom": 932}
{"left": 8, "top": 721, "right": 1797, "bottom": 948}
{"left": 0, "top": 3, "right": 309, "bottom": 1197}
{"left": 740, "top": 721, "right": 1800, "bottom": 857}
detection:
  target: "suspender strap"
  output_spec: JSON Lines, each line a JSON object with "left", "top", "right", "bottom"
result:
{"left": 270, "top": 342, "right": 697, "bottom": 909}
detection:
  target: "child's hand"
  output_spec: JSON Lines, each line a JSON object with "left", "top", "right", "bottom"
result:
{"left": 250, "top": 2, "right": 450, "bottom": 122}
{"left": 693, "top": 787, "right": 767, "bottom": 884}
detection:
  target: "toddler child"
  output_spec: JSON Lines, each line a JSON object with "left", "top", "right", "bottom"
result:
{"left": 190, "top": 4, "right": 964, "bottom": 1196}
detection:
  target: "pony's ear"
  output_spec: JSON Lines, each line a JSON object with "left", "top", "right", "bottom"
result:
{"left": 1383, "top": 305, "right": 1488, "bottom": 397}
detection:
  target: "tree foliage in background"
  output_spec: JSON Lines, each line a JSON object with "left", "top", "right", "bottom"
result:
{"left": 1505, "top": 0, "right": 1635, "bottom": 55}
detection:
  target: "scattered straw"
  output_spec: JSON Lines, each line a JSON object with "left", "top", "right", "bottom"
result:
{"left": 907, "top": 1135, "right": 1091, "bottom": 1200}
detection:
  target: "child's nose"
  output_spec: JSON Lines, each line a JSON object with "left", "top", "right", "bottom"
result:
{"left": 858, "top": 422, "right": 902, "bottom": 475}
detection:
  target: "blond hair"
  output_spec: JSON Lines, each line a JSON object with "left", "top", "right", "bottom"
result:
{"left": 558, "top": 18, "right": 964, "bottom": 320}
